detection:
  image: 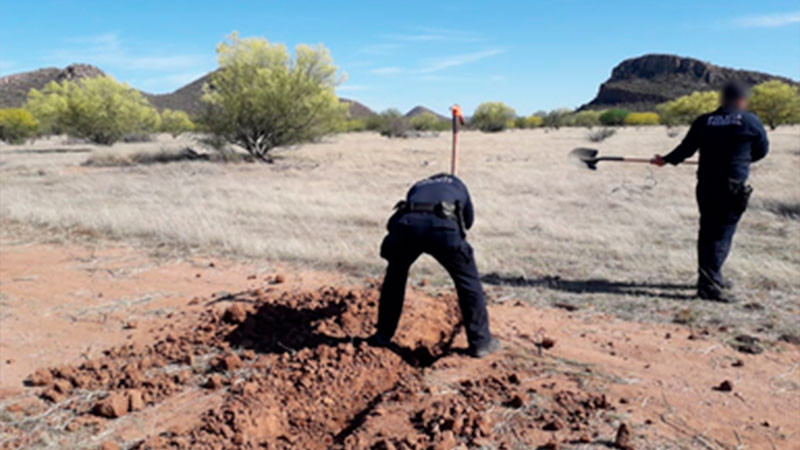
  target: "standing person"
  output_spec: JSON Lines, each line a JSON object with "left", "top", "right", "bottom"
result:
{"left": 651, "top": 82, "right": 769, "bottom": 303}
{"left": 368, "top": 173, "right": 500, "bottom": 357}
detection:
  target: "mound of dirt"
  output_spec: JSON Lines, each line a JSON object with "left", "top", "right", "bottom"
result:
{"left": 7, "top": 285, "right": 620, "bottom": 449}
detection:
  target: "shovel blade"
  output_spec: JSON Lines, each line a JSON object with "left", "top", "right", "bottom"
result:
{"left": 569, "top": 147, "right": 599, "bottom": 170}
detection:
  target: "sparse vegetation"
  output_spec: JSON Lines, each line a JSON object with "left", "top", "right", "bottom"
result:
{"left": 624, "top": 112, "right": 660, "bottom": 126}
{"left": 409, "top": 112, "right": 448, "bottom": 132}
{"left": 25, "top": 76, "right": 160, "bottom": 145}
{"left": 568, "top": 110, "right": 602, "bottom": 128}
{"left": 200, "top": 33, "right": 348, "bottom": 161}
{"left": 657, "top": 91, "right": 719, "bottom": 126}
{"left": 598, "top": 108, "right": 631, "bottom": 126}
{"left": 749, "top": 80, "right": 800, "bottom": 130}
{"left": 541, "top": 108, "right": 572, "bottom": 129}
{"left": 587, "top": 127, "right": 616, "bottom": 142}
{"left": 0, "top": 108, "right": 38, "bottom": 144}
{"left": 159, "top": 109, "right": 196, "bottom": 137}
{"left": 369, "top": 109, "right": 410, "bottom": 137}
{"left": 471, "top": 101, "right": 516, "bottom": 132}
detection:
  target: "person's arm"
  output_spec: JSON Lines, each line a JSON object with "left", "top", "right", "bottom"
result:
{"left": 750, "top": 115, "right": 769, "bottom": 163}
{"left": 657, "top": 117, "right": 703, "bottom": 166}
{"left": 459, "top": 181, "right": 475, "bottom": 230}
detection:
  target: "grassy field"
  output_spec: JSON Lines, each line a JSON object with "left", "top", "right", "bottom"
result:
{"left": 1, "top": 127, "right": 798, "bottom": 341}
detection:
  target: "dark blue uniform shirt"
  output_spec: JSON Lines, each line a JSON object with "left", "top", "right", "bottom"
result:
{"left": 405, "top": 173, "right": 475, "bottom": 229}
{"left": 664, "top": 107, "right": 769, "bottom": 185}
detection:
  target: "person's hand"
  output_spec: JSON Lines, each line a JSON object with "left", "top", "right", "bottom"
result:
{"left": 650, "top": 154, "right": 666, "bottom": 167}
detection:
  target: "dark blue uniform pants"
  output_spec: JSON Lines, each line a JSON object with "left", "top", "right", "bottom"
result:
{"left": 696, "top": 184, "right": 745, "bottom": 291}
{"left": 377, "top": 214, "right": 492, "bottom": 348}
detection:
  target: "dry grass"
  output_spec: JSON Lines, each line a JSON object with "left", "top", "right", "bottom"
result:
{"left": 1, "top": 128, "right": 799, "bottom": 339}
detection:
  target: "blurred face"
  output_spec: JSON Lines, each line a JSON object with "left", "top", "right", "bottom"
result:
{"left": 737, "top": 98, "right": 749, "bottom": 110}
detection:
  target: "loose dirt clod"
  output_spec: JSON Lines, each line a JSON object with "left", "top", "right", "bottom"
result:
{"left": 615, "top": 422, "right": 634, "bottom": 449}
{"left": 94, "top": 393, "right": 129, "bottom": 418}
{"left": 714, "top": 380, "right": 734, "bottom": 392}
{"left": 25, "top": 368, "right": 53, "bottom": 386}
{"left": 541, "top": 337, "right": 556, "bottom": 349}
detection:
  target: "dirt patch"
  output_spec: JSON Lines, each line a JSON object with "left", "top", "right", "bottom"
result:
{"left": 2, "top": 286, "right": 625, "bottom": 449}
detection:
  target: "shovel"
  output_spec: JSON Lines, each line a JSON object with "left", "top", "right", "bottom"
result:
{"left": 569, "top": 147, "right": 697, "bottom": 170}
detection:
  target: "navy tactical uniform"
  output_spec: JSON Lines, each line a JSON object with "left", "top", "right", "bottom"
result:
{"left": 663, "top": 106, "right": 768, "bottom": 299}
{"left": 374, "top": 173, "right": 494, "bottom": 353}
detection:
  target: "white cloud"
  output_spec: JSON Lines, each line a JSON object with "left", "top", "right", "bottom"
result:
{"left": 50, "top": 32, "right": 209, "bottom": 72}
{"left": 371, "top": 66, "right": 404, "bottom": 75}
{"left": 337, "top": 84, "right": 372, "bottom": 92}
{"left": 419, "top": 48, "right": 505, "bottom": 73}
{"left": 733, "top": 11, "right": 800, "bottom": 27}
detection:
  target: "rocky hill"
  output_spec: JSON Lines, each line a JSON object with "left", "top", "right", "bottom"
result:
{"left": 582, "top": 54, "right": 798, "bottom": 111}
{"left": 405, "top": 105, "right": 446, "bottom": 120}
{"left": 0, "top": 64, "right": 105, "bottom": 108}
{"left": 340, "top": 98, "right": 375, "bottom": 119}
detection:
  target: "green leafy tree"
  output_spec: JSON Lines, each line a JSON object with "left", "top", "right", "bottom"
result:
{"left": 25, "top": 76, "right": 159, "bottom": 144}
{"left": 471, "top": 102, "right": 516, "bottom": 132}
{"left": 749, "top": 81, "right": 800, "bottom": 130}
{"left": 624, "top": 112, "right": 660, "bottom": 126}
{"left": 201, "top": 33, "right": 348, "bottom": 161}
{"left": 657, "top": 91, "right": 719, "bottom": 126}
{"left": 410, "top": 112, "right": 448, "bottom": 131}
{"left": 598, "top": 108, "right": 631, "bottom": 126}
{"left": 159, "top": 109, "right": 196, "bottom": 137}
{"left": 0, "top": 108, "right": 38, "bottom": 144}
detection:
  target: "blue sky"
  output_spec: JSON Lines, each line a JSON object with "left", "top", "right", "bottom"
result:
{"left": 1, "top": 1, "right": 798, "bottom": 114}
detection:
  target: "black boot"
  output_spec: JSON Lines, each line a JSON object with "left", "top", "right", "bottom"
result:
{"left": 468, "top": 337, "right": 501, "bottom": 358}
{"left": 697, "top": 285, "right": 738, "bottom": 304}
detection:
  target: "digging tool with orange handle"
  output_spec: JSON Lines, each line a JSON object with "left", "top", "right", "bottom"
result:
{"left": 450, "top": 104, "right": 465, "bottom": 175}
{"left": 569, "top": 147, "right": 698, "bottom": 170}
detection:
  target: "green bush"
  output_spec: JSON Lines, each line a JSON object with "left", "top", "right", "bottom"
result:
{"left": 159, "top": 109, "right": 195, "bottom": 137}
{"left": 0, "top": 108, "right": 38, "bottom": 144}
{"left": 25, "top": 76, "right": 159, "bottom": 145}
{"left": 568, "top": 110, "right": 602, "bottom": 128}
{"left": 657, "top": 91, "right": 719, "bottom": 126}
{"left": 201, "top": 33, "right": 348, "bottom": 161}
{"left": 471, "top": 102, "right": 516, "bottom": 132}
{"left": 624, "top": 112, "right": 660, "bottom": 126}
{"left": 369, "top": 109, "right": 410, "bottom": 137}
{"left": 541, "top": 108, "right": 572, "bottom": 129}
{"left": 749, "top": 80, "right": 800, "bottom": 130}
{"left": 512, "top": 115, "right": 543, "bottom": 129}
{"left": 598, "top": 108, "right": 631, "bottom": 126}
{"left": 410, "top": 112, "right": 448, "bottom": 131}
{"left": 341, "top": 119, "right": 367, "bottom": 132}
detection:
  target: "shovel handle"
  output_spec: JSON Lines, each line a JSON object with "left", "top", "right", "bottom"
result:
{"left": 621, "top": 157, "right": 699, "bottom": 165}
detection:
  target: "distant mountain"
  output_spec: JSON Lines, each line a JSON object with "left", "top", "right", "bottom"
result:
{"left": 582, "top": 54, "right": 798, "bottom": 111}
{"left": 340, "top": 98, "right": 376, "bottom": 119}
{"left": 0, "top": 64, "right": 376, "bottom": 119}
{"left": 0, "top": 64, "right": 105, "bottom": 108}
{"left": 405, "top": 105, "right": 446, "bottom": 120}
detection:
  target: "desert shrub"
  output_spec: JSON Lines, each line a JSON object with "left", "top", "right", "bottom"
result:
{"left": 200, "top": 33, "right": 347, "bottom": 162}
{"left": 0, "top": 108, "right": 38, "bottom": 144}
{"left": 373, "top": 109, "right": 410, "bottom": 137}
{"left": 159, "top": 109, "right": 195, "bottom": 137}
{"left": 25, "top": 76, "right": 159, "bottom": 145}
{"left": 340, "top": 119, "right": 367, "bottom": 132}
{"left": 568, "top": 110, "right": 602, "bottom": 128}
{"left": 541, "top": 108, "right": 572, "bottom": 129}
{"left": 471, "top": 102, "right": 516, "bottom": 132}
{"left": 587, "top": 127, "right": 616, "bottom": 142}
{"left": 624, "top": 112, "right": 660, "bottom": 126}
{"left": 410, "top": 112, "right": 448, "bottom": 131}
{"left": 749, "top": 81, "right": 800, "bottom": 130}
{"left": 598, "top": 108, "right": 630, "bottom": 126}
{"left": 657, "top": 91, "right": 719, "bottom": 126}
{"left": 512, "top": 115, "right": 543, "bottom": 129}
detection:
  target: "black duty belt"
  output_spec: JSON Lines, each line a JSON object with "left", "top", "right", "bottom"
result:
{"left": 393, "top": 201, "right": 466, "bottom": 237}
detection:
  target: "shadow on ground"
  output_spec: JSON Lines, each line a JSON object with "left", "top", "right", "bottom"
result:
{"left": 482, "top": 272, "right": 695, "bottom": 301}
{"left": 217, "top": 290, "right": 460, "bottom": 367}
